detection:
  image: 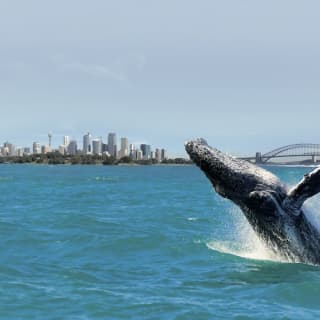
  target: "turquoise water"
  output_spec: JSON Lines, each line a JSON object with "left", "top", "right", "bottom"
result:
{"left": 0, "top": 164, "right": 320, "bottom": 319}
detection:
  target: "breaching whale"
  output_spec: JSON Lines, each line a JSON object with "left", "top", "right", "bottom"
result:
{"left": 185, "top": 138, "right": 320, "bottom": 265}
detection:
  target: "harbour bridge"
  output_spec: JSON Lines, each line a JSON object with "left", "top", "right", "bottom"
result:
{"left": 239, "top": 143, "right": 320, "bottom": 164}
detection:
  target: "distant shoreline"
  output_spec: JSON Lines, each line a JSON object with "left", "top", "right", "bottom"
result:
{"left": 263, "top": 163, "right": 319, "bottom": 168}
{"left": 1, "top": 154, "right": 317, "bottom": 168}
{"left": 0, "top": 162, "right": 194, "bottom": 167}
{"left": 0, "top": 153, "right": 193, "bottom": 166}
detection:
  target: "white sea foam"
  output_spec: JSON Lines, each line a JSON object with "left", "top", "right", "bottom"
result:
{"left": 206, "top": 207, "right": 286, "bottom": 263}
{"left": 92, "top": 176, "right": 119, "bottom": 182}
{"left": 206, "top": 239, "right": 284, "bottom": 262}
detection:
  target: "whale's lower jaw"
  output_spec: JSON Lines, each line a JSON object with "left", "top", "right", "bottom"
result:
{"left": 186, "top": 138, "right": 320, "bottom": 265}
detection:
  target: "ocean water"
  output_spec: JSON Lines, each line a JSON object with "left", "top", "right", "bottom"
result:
{"left": 0, "top": 164, "right": 320, "bottom": 319}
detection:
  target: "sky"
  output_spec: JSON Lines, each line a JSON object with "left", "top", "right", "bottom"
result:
{"left": 1, "top": 0, "right": 320, "bottom": 157}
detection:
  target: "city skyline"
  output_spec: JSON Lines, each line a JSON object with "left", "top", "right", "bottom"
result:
{"left": 0, "top": 131, "right": 168, "bottom": 161}
{"left": 3, "top": 129, "right": 320, "bottom": 159}
{"left": 0, "top": 131, "right": 185, "bottom": 157}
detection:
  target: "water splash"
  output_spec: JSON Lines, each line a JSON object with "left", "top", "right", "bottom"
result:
{"left": 207, "top": 240, "right": 284, "bottom": 262}
{"left": 206, "top": 207, "right": 286, "bottom": 263}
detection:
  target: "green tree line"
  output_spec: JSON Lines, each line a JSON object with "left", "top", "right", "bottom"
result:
{"left": 0, "top": 152, "right": 193, "bottom": 165}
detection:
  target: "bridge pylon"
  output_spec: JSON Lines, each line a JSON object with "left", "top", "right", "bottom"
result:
{"left": 255, "top": 152, "right": 262, "bottom": 164}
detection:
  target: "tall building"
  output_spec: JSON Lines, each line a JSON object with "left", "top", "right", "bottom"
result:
{"left": 161, "top": 148, "right": 167, "bottom": 161}
{"left": 83, "top": 132, "right": 92, "bottom": 154}
{"left": 23, "top": 148, "right": 31, "bottom": 156}
{"left": 140, "top": 144, "right": 151, "bottom": 160}
{"left": 33, "top": 142, "right": 41, "bottom": 154}
{"left": 129, "top": 144, "right": 135, "bottom": 159}
{"left": 92, "top": 139, "right": 102, "bottom": 155}
{"left": 17, "top": 148, "right": 24, "bottom": 157}
{"left": 108, "top": 133, "right": 117, "bottom": 158}
{"left": 59, "top": 145, "right": 66, "bottom": 155}
{"left": 155, "top": 148, "right": 162, "bottom": 162}
{"left": 102, "top": 143, "right": 108, "bottom": 153}
{"left": 135, "top": 149, "right": 143, "bottom": 160}
{"left": 119, "top": 137, "right": 129, "bottom": 158}
{"left": 41, "top": 145, "right": 52, "bottom": 154}
{"left": 67, "top": 140, "right": 78, "bottom": 155}
{"left": 63, "top": 136, "right": 70, "bottom": 147}
{"left": 6, "top": 143, "right": 16, "bottom": 156}
{"left": 1, "top": 146, "right": 9, "bottom": 156}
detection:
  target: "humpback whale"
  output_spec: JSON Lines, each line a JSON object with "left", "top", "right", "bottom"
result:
{"left": 185, "top": 138, "right": 320, "bottom": 265}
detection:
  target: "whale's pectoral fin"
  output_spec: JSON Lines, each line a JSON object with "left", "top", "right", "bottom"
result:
{"left": 284, "top": 167, "right": 320, "bottom": 212}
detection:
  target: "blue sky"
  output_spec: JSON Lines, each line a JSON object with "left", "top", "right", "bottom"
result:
{"left": 1, "top": 0, "right": 320, "bottom": 157}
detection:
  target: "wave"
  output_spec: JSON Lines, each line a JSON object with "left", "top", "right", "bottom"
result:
{"left": 206, "top": 207, "right": 287, "bottom": 263}
{"left": 206, "top": 240, "right": 285, "bottom": 262}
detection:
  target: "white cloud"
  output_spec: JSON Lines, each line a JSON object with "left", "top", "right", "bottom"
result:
{"left": 61, "top": 62, "right": 127, "bottom": 81}
{"left": 57, "top": 53, "right": 147, "bottom": 83}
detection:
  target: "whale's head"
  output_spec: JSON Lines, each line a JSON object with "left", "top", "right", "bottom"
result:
{"left": 185, "top": 138, "right": 290, "bottom": 234}
{"left": 185, "top": 139, "right": 286, "bottom": 204}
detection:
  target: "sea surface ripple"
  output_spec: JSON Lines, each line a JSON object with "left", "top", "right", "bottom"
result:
{"left": 0, "top": 164, "right": 319, "bottom": 319}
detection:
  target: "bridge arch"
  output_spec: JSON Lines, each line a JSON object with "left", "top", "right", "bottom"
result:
{"left": 261, "top": 143, "right": 320, "bottom": 163}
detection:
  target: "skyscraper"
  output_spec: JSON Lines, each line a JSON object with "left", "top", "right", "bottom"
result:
{"left": 68, "top": 140, "right": 78, "bottom": 155}
{"left": 161, "top": 148, "right": 167, "bottom": 161}
{"left": 140, "top": 144, "right": 151, "bottom": 160}
{"left": 83, "top": 132, "right": 92, "bottom": 154}
{"left": 92, "top": 139, "right": 102, "bottom": 155}
{"left": 23, "top": 148, "right": 31, "bottom": 156}
{"left": 135, "top": 149, "right": 143, "bottom": 160}
{"left": 155, "top": 148, "right": 162, "bottom": 162}
{"left": 17, "top": 148, "right": 24, "bottom": 157}
{"left": 41, "top": 145, "right": 51, "bottom": 154}
{"left": 102, "top": 143, "right": 109, "bottom": 153}
{"left": 59, "top": 145, "right": 66, "bottom": 155}
{"left": 1, "top": 146, "right": 9, "bottom": 156}
{"left": 108, "top": 133, "right": 117, "bottom": 158}
{"left": 63, "top": 136, "right": 70, "bottom": 147}
{"left": 129, "top": 144, "right": 135, "bottom": 159}
{"left": 4, "top": 142, "right": 16, "bottom": 156}
{"left": 119, "top": 137, "right": 129, "bottom": 158}
{"left": 33, "top": 142, "right": 41, "bottom": 154}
